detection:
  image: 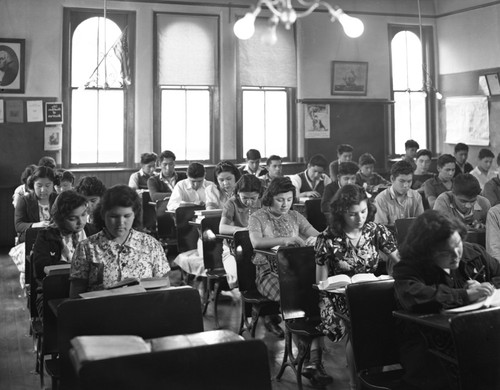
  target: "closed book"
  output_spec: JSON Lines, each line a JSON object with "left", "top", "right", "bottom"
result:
{"left": 43, "top": 263, "right": 70, "bottom": 275}
{"left": 79, "top": 285, "right": 146, "bottom": 299}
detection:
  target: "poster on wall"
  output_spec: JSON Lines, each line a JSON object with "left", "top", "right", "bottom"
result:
{"left": 27, "top": 100, "right": 43, "bottom": 122}
{"left": 444, "top": 96, "right": 489, "bottom": 146}
{"left": 45, "top": 102, "right": 63, "bottom": 125}
{"left": 305, "top": 104, "right": 330, "bottom": 139}
{"left": 44, "top": 125, "right": 62, "bottom": 151}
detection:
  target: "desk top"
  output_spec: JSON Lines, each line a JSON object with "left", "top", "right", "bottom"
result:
{"left": 253, "top": 248, "right": 278, "bottom": 257}
{"left": 393, "top": 310, "right": 454, "bottom": 332}
{"left": 216, "top": 233, "right": 233, "bottom": 240}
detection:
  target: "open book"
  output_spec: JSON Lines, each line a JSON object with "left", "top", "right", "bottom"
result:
{"left": 444, "top": 288, "right": 500, "bottom": 313}
{"left": 318, "top": 273, "right": 391, "bottom": 291}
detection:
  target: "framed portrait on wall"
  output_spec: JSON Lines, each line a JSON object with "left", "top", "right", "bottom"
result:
{"left": 0, "top": 39, "right": 25, "bottom": 94}
{"left": 331, "top": 61, "right": 368, "bottom": 96}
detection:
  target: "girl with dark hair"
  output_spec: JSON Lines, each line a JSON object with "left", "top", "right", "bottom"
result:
{"left": 219, "top": 174, "right": 263, "bottom": 289}
{"left": 393, "top": 210, "right": 500, "bottom": 389}
{"left": 205, "top": 160, "right": 241, "bottom": 210}
{"left": 69, "top": 185, "right": 170, "bottom": 297}
{"left": 315, "top": 184, "right": 398, "bottom": 389}
{"left": 12, "top": 164, "right": 37, "bottom": 207}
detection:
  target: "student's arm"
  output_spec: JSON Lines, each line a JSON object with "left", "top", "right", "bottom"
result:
{"left": 486, "top": 207, "right": 500, "bottom": 262}
{"left": 166, "top": 182, "right": 183, "bottom": 211}
{"left": 386, "top": 250, "right": 400, "bottom": 276}
{"left": 220, "top": 216, "right": 247, "bottom": 234}
{"left": 316, "top": 263, "right": 329, "bottom": 284}
{"left": 321, "top": 183, "right": 336, "bottom": 214}
{"left": 205, "top": 185, "right": 220, "bottom": 210}
{"left": 414, "top": 191, "right": 424, "bottom": 217}
{"left": 128, "top": 172, "right": 139, "bottom": 190}
{"left": 147, "top": 176, "right": 171, "bottom": 202}
{"left": 373, "top": 194, "right": 389, "bottom": 225}
{"left": 14, "top": 196, "right": 41, "bottom": 235}
{"left": 423, "top": 180, "right": 437, "bottom": 209}
{"left": 248, "top": 215, "right": 305, "bottom": 248}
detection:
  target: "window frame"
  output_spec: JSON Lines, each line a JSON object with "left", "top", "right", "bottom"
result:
{"left": 388, "top": 24, "right": 436, "bottom": 154}
{"left": 153, "top": 11, "right": 220, "bottom": 164}
{"left": 236, "top": 86, "right": 296, "bottom": 162}
{"left": 62, "top": 8, "right": 136, "bottom": 169}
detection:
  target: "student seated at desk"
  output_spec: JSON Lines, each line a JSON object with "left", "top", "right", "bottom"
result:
{"left": 482, "top": 152, "right": 500, "bottom": 206}
{"left": 54, "top": 169, "right": 75, "bottom": 194}
{"left": 321, "top": 161, "right": 358, "bottom": 216}
{"left": 239, "top": 148, "right": 268, "bottom": 177}
{"left": 12, "top": 164, "right": 36, "bottom": 208}
{"left": 289, "top": 154, "right": 331, "bottom": 199}
{"left": 453, "top": 142, "right": 473, "bottom": 177}
{"left": 329, "top": 144, "right": 353, "bottom": 182}
{"left": 433, "top": 173, "right": 490, "bottom": 229}
{"left": 470, "top": 148, "right": 497, "bottom": 190}
{"left": 315, "top": 184, "right": 399, "bottom": 389}
{"left": 393, "top": 210, "right": 500, "bottom": 390}
{"left": 374, "top": 160, "right": 424, "bottom": 228}
{"left": 355, "top": 152, "right": 390, "bottom": 194}
{"left": 423, "top": 154, "right": 455, "bottom": 209}
{"left": 205, "top": 160, "right": 241, "bottom": 210}
{"left": 411, "top": 149, "right": 435, "bottom": 192}
{"left": 167, "top": 162, "right": 213, "bottom": 211}
{"left": 258, "top": 154, "right": 283, "bottom": 191}
{"left": 147, "top": 150, "right": 187, "bottom": 203}
{"left": 248, "top": 177, "right": 319, "bottom": 338}
{"left": 401, "top": 139, "right": 419, "bottom": 171}
{"left": 219, "top": 174, "right": 262, "bottom": 289}
{"left": 69, "top": 185, "right": 170, "bottom": 297}
{"left": 128, "top": 152, "right": 157, "bottom": 192}
{"left": 75, "top": 176, "right": 106, "bottom": 224}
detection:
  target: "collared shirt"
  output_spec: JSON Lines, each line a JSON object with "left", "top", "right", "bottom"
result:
{"left": 289, "top": 170, "right": 332, "bottom": 197}
{"left": 128, "top": 169, "right": 155, "bottom": 190}
{"left": 239, "top": 164, "right": 268, "bottom": 177}
{"left": 70, "top": 229, "right": 170, "bottom": 291}
{"left": 470, "top": 167, "right": 498, "bottom": 190}
{"left": 423, "top": 176, "right": 451, "bottom": 201}
{"left": 433, "top": 191, "right": 490, "bottom": 225}
{"left": 374, "top": 187, "right": 424, "bottom": 226}
{"left": 167, "top": 178, "right": 213, "bottom": 211}
{"left": 454, "top": 161, "right": 474, "bottom": 177}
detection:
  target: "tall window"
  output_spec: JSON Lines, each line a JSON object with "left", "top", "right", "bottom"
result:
{"left": 64, "top": 10, "right": 134, "bottom": 166}
{"left": 389, "top": 25, "right": 435, "bottom": 154}
{"left": 155, "top": 13, "right": 218, "bottom": 161}
{"left": 238, "top": 19, "right": 296, "bottom": 160}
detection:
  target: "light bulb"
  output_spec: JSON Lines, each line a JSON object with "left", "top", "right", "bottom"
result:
{"left": 234, "top": 13, "right": 256, "bottom": 40}
{"left": 337, "top": 12, "right": 364, "bottom": 38}
{"left": 436, "top": 91, "right": 443, "bottom": 100}
{"left": 280, "top": 8, "right": 297, "bottom": 29}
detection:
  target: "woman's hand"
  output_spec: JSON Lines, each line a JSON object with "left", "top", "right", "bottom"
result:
{"left": 32, "top": 221, "right": 50, "bottom": 228}
{"left": 305, "top": 236, "right": 317, "bottom": 247}
{"left": 284, "top": 237, "right": 306, "bottom": 247}
{"left": 466, "top": 282, "right": 495, "bottom": 302}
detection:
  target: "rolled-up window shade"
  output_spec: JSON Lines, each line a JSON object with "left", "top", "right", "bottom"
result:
{"left": 239, "top": 18, "right": 297, "bottom": 87}
{"left": 157, "top": 13, "right": 218, "bottom": 86}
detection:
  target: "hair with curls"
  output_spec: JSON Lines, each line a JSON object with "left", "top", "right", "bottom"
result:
{"left": 56, "top": 169, "right": 75, "bottom": 184}
{"left": 416, "top": 149, "right": 432, "bottom": 160}
{"left": 234, "top": 174, "right": 262, "bottom": 207}
{"left": 140, "top": 152, "right": 158, "bottom": 165}
{"left": 93, "top": 185, "right": 142, "bottom": 231}
{"left": 51, "top": 190, "right": 88, "bottom": 232}
{"left": 38, "top": 156, "right": 57, "bottom": 169}
{"left": 213, "top": 160, "right": 241, "bottom": 191}
{"left": 328, "top": 184, "right": 376, "bottom": 235}
{"left": 20, "top": 164, "right": 37, "bottom": 185}
{"left": 28, "top": 166, "right": 57, "bottom": 189}
{"left": 261, "top": 177, "right": 296, "bottom": 207}
{"left": 452, "top": 173, "right": 481, "bottom": 197}
{"left": 400, "top": 210, "right": 467, "bottom": 263}
{"left": 75, "top": 176, "right": 106, "bottom": 197}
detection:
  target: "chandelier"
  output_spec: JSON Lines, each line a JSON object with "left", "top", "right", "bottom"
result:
{"left": 234, "top": 0, "right": 364, "bottom": 43}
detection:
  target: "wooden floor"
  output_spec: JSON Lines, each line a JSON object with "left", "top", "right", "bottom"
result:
{"left": 0, "top": 248, "right": 351, "bottom": 390}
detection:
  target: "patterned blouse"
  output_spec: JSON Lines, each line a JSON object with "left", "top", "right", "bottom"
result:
{"left": 248, "top": 208, "right": 313, "bottom": 266}
{"left": 315, "top": 221, "right": 397, "bottom": 276}
{"left": 70, "top": 229, "right": 170, "bottom": 291}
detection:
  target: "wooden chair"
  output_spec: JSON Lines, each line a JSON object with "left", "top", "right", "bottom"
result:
{"left": 201, "top": 215, "right": 228, "bottom": 329}
{"left": 345, "top": 279, "right": 405, "bottom": 389}
{"left": 304, "top": 198, "right": 327, "bottom": 232}
{"left": 275, "top": 246, "right": 323, "bottom": 390}
{"left": 141, "top": 190, "right": 157, "bottom": 234}
{"left": 74, "top": 338, "right": 272, "bottom": 390}
{"left": 450, "top": 307, "right": 500, "bottom": 390}
{"left": 39, "top": 273, "right": 70, "bottom": 389}
{"left": 394, "top": 218, "right": 416, "bottom": 247}
{"left": 234, "top": 230, "right": 279, "bottom": 338}
{"left": 57, "top": 287, "right": 203, "bottom": 390}
{"left": 24, "top": 227, "right": 43, "bottom": 308}
{"left": 175, "top": 205, "right": 205, "bottom": 253}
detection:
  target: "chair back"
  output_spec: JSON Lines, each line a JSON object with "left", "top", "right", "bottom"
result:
{"left": 58, "top": 287, "right": 203, "bottom": 389}
{"left": 394, "top": 218, "right": 415, "bottom": 247}
{"left": 450, "top": 307, "right": 500, "bottom": 390}
{"left": 42, "top": 273, "right": 70, "bottom": 355}
{"left": 175, "top": 205, "right": 205, "bottom": 252}
{"left": 276, "top": 246, "right": 319, "bottom": 320}
{"left": 141, "top": 191, "right": 157, "bottom": 233}
{"left": 234, "top": 230, "right": 256, "bottom": 293}
{"left": 25, "top": 227, "right": 43, "bottom": 284}
{"left": 345, "top": 279, "right": 400, "bottom": 371}
{"left": 201, "top": 216, "right": 223, "bottom": 271}
{"left": 76, "top": 339, "right": 271, "bottom": 390}
{"left": 304, "top": 198, "right": 327, "bottom": 232}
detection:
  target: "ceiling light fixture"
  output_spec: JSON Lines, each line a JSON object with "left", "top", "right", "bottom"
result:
{"left": 234, "top": 0, "right": 364, "bottom": 42}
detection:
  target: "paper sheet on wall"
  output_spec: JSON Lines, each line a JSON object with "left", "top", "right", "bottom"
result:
{"left": 0, "top": 99, "right": 4, "bottom": 123}
{"left": 27, "top": 100, "right": 43, "bottom": 122}
{"left": 445, "top": 96, "right": 489, "bottom": 146}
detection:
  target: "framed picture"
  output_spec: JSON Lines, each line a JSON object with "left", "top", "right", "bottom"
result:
{"left": 485, "top": 73, "right": 500, "bottom": 96}
{"left": 0, "top": 39, "right": 25, "bottom": 94}
{"left": 331, "top": 61, "right": 368, "bottom": 96}
{"left": 305, "top": 104, "right": 330, "bottom": 139}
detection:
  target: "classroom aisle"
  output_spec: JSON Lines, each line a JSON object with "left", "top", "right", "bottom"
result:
{"left": 0, "top": 248, "right": 350, "bottom": 390}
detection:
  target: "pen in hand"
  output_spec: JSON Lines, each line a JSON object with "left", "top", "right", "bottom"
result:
{"left": 471, "top": 265, "right": 486, "bottom": 281}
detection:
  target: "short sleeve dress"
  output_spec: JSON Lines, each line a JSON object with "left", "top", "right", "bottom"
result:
{"left": 248, "top": 208, "right": 314, "bottom": 301}
{"left": 314, "top": 221, "right": 397, "bottom": 341}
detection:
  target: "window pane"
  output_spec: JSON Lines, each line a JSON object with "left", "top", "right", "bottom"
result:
{"left": 391, "top": 31, "right": 423, "bottom": 91}
{"left": 394, "top": 91, "right": 427, "bottom": 154}
{"left": 243, "top": 89, "right": 288, "bottom": 158}
{"left": 161, "top": 89, "right": 210, "bottom": 160}
{"left": 71, "top": 89, "right": 124, "bottom": 164}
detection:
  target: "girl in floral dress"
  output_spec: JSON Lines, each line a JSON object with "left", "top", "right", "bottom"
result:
{"left": 315, "top": 184, "right": 399, "bottom": 389}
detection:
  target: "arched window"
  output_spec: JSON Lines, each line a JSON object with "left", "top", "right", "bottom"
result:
{"left": 64, "top": 10, "right": 134, "bottom": 166}
{"left": 389, "top": 25, "right": 436, "bottom": 155}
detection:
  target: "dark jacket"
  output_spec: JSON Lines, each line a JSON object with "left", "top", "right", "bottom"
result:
{"left": 14, "top": 192, "right": 57, "bottom": 243}
{"left": 482, "top": 176, "right": 500, "bottom": 207}
{"left": 32, "top": 224, "right": 98, "bottom": 281}
{"left": 147, "top": 171, "right": 187, "bottom": 202}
